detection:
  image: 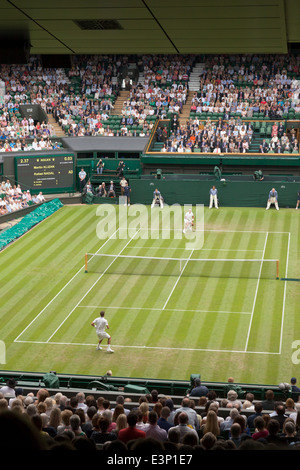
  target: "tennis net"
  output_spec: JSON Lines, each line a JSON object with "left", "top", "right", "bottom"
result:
{"left": 85, "top": 253, "right": 279, "bottom": 280}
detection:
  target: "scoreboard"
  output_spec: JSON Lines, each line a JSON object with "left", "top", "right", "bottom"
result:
{"left": 15, "top": 154, "right": 75, "bottom": 192}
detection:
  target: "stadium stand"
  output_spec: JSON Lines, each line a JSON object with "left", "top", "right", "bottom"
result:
{"left": 0, "top": 371, "right": 299, "bottom": 450}
{"left": 0, "top": 177, "right": 44, "bottom": 215}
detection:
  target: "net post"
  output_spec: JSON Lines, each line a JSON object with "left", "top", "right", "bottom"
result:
{"left": 276, "top": 259, "right": 279, "bottom": 279}
{"left": 85, "top": 253, "right": 88, "bottom": 273}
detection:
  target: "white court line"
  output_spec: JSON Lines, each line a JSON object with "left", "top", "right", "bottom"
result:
{"left": 126, "top": 246, "right": 264, "bottom": 252}
{"left": 14, "top": 228, "right": 120, "bottom": 343}
{"left": 244, "top": 232, "right": 269, "bottom": 352}
{"left": 162, "top": 250, "right": 194, "bottom": 310}
{"left": 45, "top": 229, "right": 141, "bottom": 343}
{"left": 278, "top": 231, "right": 290, "bottom": 354}
{"left": 14, "top": 339, "right": 281, "bottom": 355}
{"left": 77, "top": 305, "right": 251, "bottom": 315}
{"left": 131, "top": 228, "right": 290, "bottom": 234}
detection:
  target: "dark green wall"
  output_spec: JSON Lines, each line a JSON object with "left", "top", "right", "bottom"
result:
{"left": 130, "top": 179, "right": 299, "bottom": 208}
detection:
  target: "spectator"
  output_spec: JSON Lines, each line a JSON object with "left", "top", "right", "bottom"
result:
{"left": 265, "top": 418, "right": 283, "bottom": 447}
{"left": 40, "top": 413, "right": 57, "bottom": 438}
{"left": 200, "top": 431, "right": 217, "bottom": 450}
{"left": 175, "top": 397, "right": 199, "bottom": 430}
{"left": 0, "top": 378, "right": 16, "bottom": 397}
{"left": 199, "top": 410, "right": 220, "bottom": 439}
{"left": 117, "top": 411, "right": 146, "bottom": 444}
{"left": 76, "top": 392, "right": 88, "bottom": 413}
{"left": 107, "top": 180, "right": 116, "bottom": 198}
{"left": 188, "top": 378, "right": 209, "bottom": 398}
{"left": 270, "top": 404, "right": 289, "bottom": 430}
{"left": 31, "top": 414, "right": 51, "bottom": 440}
{"left": 57, "top": 409, "right": 73, "bottom": 434}
{"left": 69, "top": 414, "right": 86, "bottom": 437}
{"left": 113, "top": 413, "right": 128, "bottom": 436}
{"left": 220, "top": 407, "right": 240, "bottom": 433}
{"left": 247, "top": 402, "right": 264, "bottom": 430}
{"left": 96, "top": 182, "right": 107, "bottom": 197}
{"left": 226, "top": 390, "right": 242, "bottom": 409}
{"left": 144, "top": 411, "right": 168, "bottom": 441}
{"left": 229, "top": 423, "right": 242, "bottom": 448}
{"left": 252, "top": 416, "right": 269, "bottom": 441}
{"left": 138, "top": 402, "right": 150, "bottom": 425}
{"left": 136, "top": 409, "right": 150, "bottom": 432}
{"left": 168, "top": 412, "right": 199, "bottom": 444}
{"left": 157, "top": 406, "right": 173, "bottom": 432}
{"left": 282, "top": 420, "right": 300, "bottom": 446}
{"left": 81, "top": 406, "right": 97, "bottom": 438}
{"left": 261, "top": 389, "right": 276, "bottom": 410}
{"left": 244, "top": 393, "right": 255, "bottom": 410}
{"left": 90, "top": 416, "right": 117, "bottom": 444}
{"left": 233, "top": 414, "right": 251, "bottom": 439}
{"left": 285, "top": 398, "right": 296, "bottom": 414}
{"left": 291, "top": 377, "right": 300, "bottom": 402}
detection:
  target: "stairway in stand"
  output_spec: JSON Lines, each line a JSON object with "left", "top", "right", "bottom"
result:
{"left": 178, "top": 91, "right": 193, "bottom": 126}
{"left": 47, "top": 114, "right": 66, "bottom": 138}
{"left": 110, "top": 89, "right": 130, "bottom": 116}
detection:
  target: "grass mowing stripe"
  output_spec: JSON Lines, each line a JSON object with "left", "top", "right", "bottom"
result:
{"left": 45, "top": 229, "right": 141, "bottom": 343}
{"left": 0, "top": 207, "right": 92, "bottom": 286}
{"left": 13, "top": 225, "right": 121, "bottom": 343}
{"left": 1, "top": 206, "right": 113, "bottom": 302}
{"left": 0, "top": 210, "right": 99, "bottom": 304}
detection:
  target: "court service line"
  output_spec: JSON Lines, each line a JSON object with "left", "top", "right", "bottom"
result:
{"left": 14, "top": 227, "right": 120, "bottom": 343}
{"left": 244, "top": 231, "right": 269, "bottom": 352}
{"left": 162, "top": 249, "right": 194, "bottom": 310}
{"left": 132, "top": 228, "right": 290, "bottom": 234}
{"left": 45, "top": 229, "right": 141, "bottom": 343}
{"left": 77, "top": 305, "right": 252, "bottom": 315}
{"left": 127, "top": 246, "right": 264, "bottom": 252}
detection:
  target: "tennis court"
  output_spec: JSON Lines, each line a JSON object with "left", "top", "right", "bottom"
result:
{"left": 1, "top": 204, "right": 297, "bottom": 383}
{"left": 13, "top": 210, "right": 289, "bottom": 356}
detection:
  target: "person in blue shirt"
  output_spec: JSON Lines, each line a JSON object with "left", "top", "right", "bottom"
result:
{"left": 123, "top": 182, "right": 131, "bottom": 206}
{"left": 296, "top": 190, "right": 300, "bottom": 210}
{"left": 209, "top": 186, "right": 218, "bottom": 209}
{"left": 266, "top": 187, "right": 279, "bottom": 210}
{"left": 151, "top": 188, "right": 164, "bottom": 208}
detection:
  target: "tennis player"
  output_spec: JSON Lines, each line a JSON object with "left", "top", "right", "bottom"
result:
{"left": 91, "top": 311, "right": 114, "bottom": 353}
{"left": 183, "top": 208, "right": 194, "bottom": 233}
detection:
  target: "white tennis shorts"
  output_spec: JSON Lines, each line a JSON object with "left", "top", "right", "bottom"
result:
{"left": 97, "top": 331, "right": 111, "bottom": 340}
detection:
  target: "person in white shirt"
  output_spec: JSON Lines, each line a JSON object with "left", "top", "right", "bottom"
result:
{"left": 36, "top": 192, "right": 45, "bottom": 203}
{"left": 91, "top": 311, "right": 114, "bottom": 353}
{"left": 0, "top": 378, "right": 16, "bottom": 397}
{"left": 183, "top": 208, "right": 194, "bottom": 233}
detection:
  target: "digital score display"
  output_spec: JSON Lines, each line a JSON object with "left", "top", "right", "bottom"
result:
{"left": 15, "top": 154, "right": 75, "bottom": 191}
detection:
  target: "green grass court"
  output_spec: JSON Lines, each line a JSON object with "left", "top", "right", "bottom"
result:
{"left": 1, "top": 204, "right": 300, "bottom": 385}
